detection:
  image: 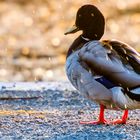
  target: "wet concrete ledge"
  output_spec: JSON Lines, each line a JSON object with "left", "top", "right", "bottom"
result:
{"left": 0, "top": 82, "right": 139, "bottom": 140}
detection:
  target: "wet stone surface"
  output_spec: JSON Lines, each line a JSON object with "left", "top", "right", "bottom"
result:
{"left": 0, "top": 82, "right": 139, "bottom": 140}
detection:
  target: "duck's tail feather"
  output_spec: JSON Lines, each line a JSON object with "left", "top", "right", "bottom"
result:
{"left": 122, "top": 86, "right": 140, "bottom": 101}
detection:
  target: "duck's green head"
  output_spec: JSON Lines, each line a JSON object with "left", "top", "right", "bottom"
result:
{"left": 65, "top": 4, "right": 105, "bottom": 40}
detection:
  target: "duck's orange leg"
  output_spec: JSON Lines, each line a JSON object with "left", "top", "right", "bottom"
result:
{"left": 80, "top": 104, "right": 108, "bottom": 125}
{"left": 112, "top": 110, "right": 128, "bottom": 124}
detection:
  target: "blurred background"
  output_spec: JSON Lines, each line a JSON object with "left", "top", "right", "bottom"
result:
{"left": 0, "top": 0, "right": 139, "bottom": 82}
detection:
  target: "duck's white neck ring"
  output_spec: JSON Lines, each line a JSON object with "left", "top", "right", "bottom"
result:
{"left": 81, "top": 35, "right": 90, "bottom": 41}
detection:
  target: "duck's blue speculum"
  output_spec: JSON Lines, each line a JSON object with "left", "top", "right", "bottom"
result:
{"left": 96, "top": 77, "right": 117, "bottom": 89}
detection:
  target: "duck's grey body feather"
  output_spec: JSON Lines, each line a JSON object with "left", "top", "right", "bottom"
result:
{"left": 66, "top": 40, "right": 140, "bottom": 110}
{"left": 65, "top": 4, "right": 140, "bottom": 124}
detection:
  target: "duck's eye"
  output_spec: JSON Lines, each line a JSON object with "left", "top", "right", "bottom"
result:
{"left": 91, "top": 13, "right": 94, "bottom": 17}
{"left": 79, "top": 14, "right": 82, "bottom": 17}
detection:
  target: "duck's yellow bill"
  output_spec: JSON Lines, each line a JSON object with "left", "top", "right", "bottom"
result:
{"left": 64, "top": 25, "right": 80, "bottom": 35}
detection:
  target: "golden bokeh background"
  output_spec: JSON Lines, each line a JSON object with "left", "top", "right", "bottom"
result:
{"left": 0, "top": 0, "right": 140, "bottom": 81}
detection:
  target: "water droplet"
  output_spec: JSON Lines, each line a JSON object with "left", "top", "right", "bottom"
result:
{"left": 34, "top": 76, "right": 37, "bottom": 81}
{"left": 51, "top": 37, "right": 60, "bottom": 46}
{"left": 48, "top": 57, "right": 52, "bottom": 62}
{"left": 46, "top": 70, "right": 53, "bottom": 78}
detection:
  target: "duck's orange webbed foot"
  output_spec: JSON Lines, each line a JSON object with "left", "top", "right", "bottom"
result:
{"left": 112, "top": 110, "right": 128, "bottom": 124}
{"left": 80, "top": 105, "right": 129, "bottom": 125}
{"left": 80, "top": 105, "right": 109, "bottom": 125}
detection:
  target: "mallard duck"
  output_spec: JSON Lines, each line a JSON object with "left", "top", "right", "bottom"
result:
{"left": 65, "top": 4, "right": 140, "bottom": 124}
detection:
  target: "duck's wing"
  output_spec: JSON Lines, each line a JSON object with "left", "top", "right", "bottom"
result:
{"left": 104, "top": 40, "right": 140, "bottom": 74}
{"left": 79, "top": 40, "right": 140, "bottom": 88}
